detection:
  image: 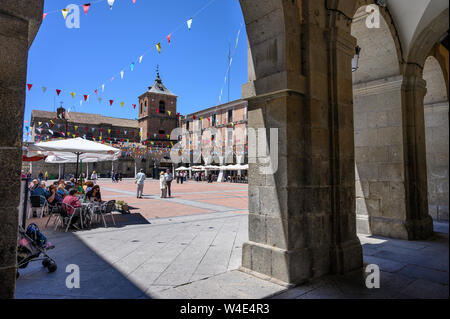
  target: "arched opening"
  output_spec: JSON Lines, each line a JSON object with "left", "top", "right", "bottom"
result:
{"left": 351, "top": 5, "right": 407, "bottom": 238}
{"left": 159, "top": 101, "right": 166, "bottom": 114}
{"left": 423, "top": 54, "right": 449, "bottom": 221}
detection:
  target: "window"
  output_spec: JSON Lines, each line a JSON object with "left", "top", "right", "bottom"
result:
{"left": 227, "top": 130, "right": 233, "bottom": 146}
{"left": 159, "top": 101, "right": 166, "bottom": 114}
{"left": 186, "top": 121, "right": 190, "bottom": 131}
{"left": 228, "top": 109, "right": 233, "bottom": 122}
{"left": 144, "top": 100, "right": 148, "bottom": 112}
{"left": 212, "top": 114, "right": 216, "bottom": 126}
{"left": 140, "top": 103, "right": 143, "bottom": 114}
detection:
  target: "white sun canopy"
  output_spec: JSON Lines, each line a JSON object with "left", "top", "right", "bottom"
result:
{"left": 44, "top": 152, "right": 119, "bottom": 163}
{"left": 28, "top": 138, "right": 121, "bottom": 156}
{"left": 175, "top": 166, "right": 192, "bottom": 171}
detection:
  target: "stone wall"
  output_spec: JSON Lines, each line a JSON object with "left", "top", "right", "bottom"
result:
{"left": 351, "top": 8, "right": 408, "bottom": 238}
{"left": 423, "top": 55, "right": 449, "bottom": 221}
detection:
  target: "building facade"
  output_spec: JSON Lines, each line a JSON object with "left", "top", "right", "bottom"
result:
{"left": 178, "top": 99, "right": 248, "bottom": 166}
{"left": 29, "top": 107, "right": 141, "bottom": 178}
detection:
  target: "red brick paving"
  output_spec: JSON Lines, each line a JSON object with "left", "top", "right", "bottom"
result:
{"left": 98, "top": 179, "right": 248, "bottom": 219}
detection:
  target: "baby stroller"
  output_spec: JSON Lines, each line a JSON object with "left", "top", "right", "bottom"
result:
{"left": 17, "top": 223, "right": 57, "bottom": 278}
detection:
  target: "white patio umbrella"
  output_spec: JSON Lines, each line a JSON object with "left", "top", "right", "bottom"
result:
{"left": 175, "top": 166, "right": 191, "bottom": 171}
{"left": 28, "top": 138, "right": 121, "bottom": 181}
{"left": 45, "top": 152, "right": 119, "bottom": 163}
{"left": 205, "top": 165, "right": 220, "bottom": 170}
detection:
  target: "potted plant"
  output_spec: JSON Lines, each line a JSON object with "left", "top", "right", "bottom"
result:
{"left": 116, "top": 200, "right": 129, "bottom": 213}
{"left": 116, "top": 200, "right": 124, "bottom": 211}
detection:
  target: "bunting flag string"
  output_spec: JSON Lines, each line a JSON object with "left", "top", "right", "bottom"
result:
{"left": 67, "top": 0, "right": 218, "bottom": 100}
{"left": 83, "top": 3, "right": 91, "bottom": 15}
{"left": 217, "top": 22, "right": 243, "bottom": 105}
{"left": 26, "top": 0, "right": 235, "bottom": 120}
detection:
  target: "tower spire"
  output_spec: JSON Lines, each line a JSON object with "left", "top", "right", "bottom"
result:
{"left": 156, "top": 64, "right": 161, "bottom": 83}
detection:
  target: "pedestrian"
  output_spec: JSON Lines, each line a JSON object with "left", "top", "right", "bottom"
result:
{"left": 159, "top": 171, "right": 167, "bottom": 198}
{"left": 176, "top": 172, "right": 180, "bottom": 184}
{"left": 135, "top": 169, "right": 146, "bottom": 199}
{"left": 165, "top": 169, "right": 173, "bottom": 198}
{"left": 44, "top": 171, "right": 48, "bottom": 181}
{"left": 114, "top": 172, "right": 120, "bottom": 183}
{"left": 180, "top": 171, "right": 184, "bottom": 184}
{"left": 38, "top": 172, "right": 44, "bottom": 182}
{"left": 111, "top": 170, "right": 115, "bottom": 183}
{"left": 90, "top": 171, "right": 98, "bottom": 185}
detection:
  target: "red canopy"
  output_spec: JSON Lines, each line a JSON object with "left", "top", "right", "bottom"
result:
{"left": 22, "top": 155, "right": 46, "bottom": 162}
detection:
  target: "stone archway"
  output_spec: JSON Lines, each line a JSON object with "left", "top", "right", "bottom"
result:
{"left": 351, "top": 4, "right": 408, "bottom": 238}
{"left": 401, "top": 8, "right": 449, "bottom": 239}
{"left": 423, "top": 53, "right": 449, "bottom": 221}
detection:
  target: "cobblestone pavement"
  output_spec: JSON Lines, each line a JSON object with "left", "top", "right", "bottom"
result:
{"left": 14, "top": 180, "right": 449, "bottom": 299}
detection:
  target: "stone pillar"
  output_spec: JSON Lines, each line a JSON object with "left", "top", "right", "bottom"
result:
{"left": 323, "top": 25, "right": 363, "bottom": 275}
{"left": 402, "top": 67, "right": 434, "bottom": 239}
{"left": 240, "top": 0, "right": 362, "bottom": 287}
{"left": 0, "top": 0, "right": 43, "bottom": 298}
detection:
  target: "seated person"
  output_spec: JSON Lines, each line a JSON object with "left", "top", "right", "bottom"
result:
{"left": 86, "top": 185, "right": 102, "bottom": 202}
{"left": 29, "top": 179, "right": 39, "bottom": 191}
{"left": 64, "top": 182, "right": 72, "bottom": 191}
{"left": 62, "top": 189, "right": 82, "bottom": 227}
{"left": 47, "top": 184, "right": 63, "bottom": 206}
{"left": 65, "top": 178, "right": 75, "bottom": 191}
{"left": 84, "top": 181, "right": 94, "bottom": 194}
{"left": 75, "top": 182, "right": 84, "bottom": 194}
{"left": 31, "top": 182, "right": 50, "bottom": 204}
{"left": 57, "top": 184, "right": 68, "bottom": 197}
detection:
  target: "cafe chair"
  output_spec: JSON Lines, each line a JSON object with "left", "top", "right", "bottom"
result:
{"left": 28, "top": 195, "right": 48, "bottom": 219}
{"left": 99, "top": 200, "right": 116, "bottom": 227}
{"left": 45, "top": 202, "right": 63, "bottom": 230}
{"left": 61, "top": 203, "right": 84, "bottom": 232}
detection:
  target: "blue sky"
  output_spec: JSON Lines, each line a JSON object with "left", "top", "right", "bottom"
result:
{"left": 24, "top": 0, "right": 247, "bottom": 132}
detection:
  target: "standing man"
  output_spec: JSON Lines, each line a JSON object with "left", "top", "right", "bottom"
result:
{"left": 135, "top": 169, "right": 146, "bottom": 199}
{"left": 90, "top": 171, "right": 98, "bottom": 185}
{"left": 164, "top": 169, "right": 173, "bottom": 198}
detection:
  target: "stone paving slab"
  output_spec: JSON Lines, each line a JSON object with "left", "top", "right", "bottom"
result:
{"left": 14, "top": 181, "right": 449, "bottom": 299}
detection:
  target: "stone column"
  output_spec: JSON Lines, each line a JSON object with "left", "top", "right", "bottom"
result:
{"left": 0, "top": 0, "right": 43, "bottom": 298}
{"left": 401, "top": 66, "right": 434, "bottom": 239}
{"left": 324, "top": 25, "right": 364, "bottom": 274}
{"left": 240, "top": 0, "right": 362, "bottom": 286}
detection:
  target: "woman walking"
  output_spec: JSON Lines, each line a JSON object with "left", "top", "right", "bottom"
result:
{"left": 159, "top": 171, "right": 167, "bottom": 198}
{"left": 90, "top": 170, "right": 98, "bottom": 185}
